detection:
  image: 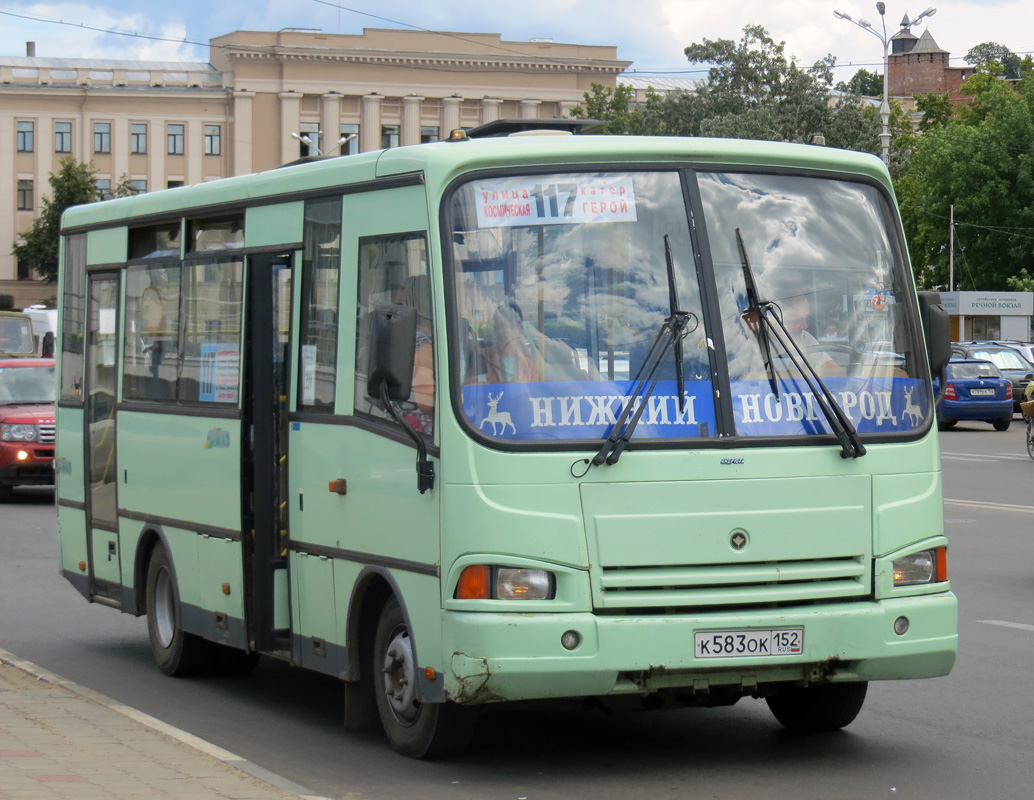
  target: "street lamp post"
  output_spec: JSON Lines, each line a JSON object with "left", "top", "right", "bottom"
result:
{"left": 290, "top": 131, "right": 357, "bottom": 158}
{"left": 834, "top": 4, "right": 936, "bottom": 166}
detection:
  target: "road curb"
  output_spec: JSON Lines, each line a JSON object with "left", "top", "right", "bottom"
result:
{"left": 0, "top": 646, "right": 333, "bottom": 800}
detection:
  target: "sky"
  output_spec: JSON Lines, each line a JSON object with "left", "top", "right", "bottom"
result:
{"left": 1, "top": 0, "right": 1032, "bottom": 79}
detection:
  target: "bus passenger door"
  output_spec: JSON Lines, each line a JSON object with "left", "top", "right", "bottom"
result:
{"left": 83, "top": 272, "right": 121, "bottom": 601}
{"left": 242, "top": 253, "right": 294, "bottom": 655}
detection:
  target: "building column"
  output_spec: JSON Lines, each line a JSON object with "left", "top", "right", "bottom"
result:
{"left": 443, "top": 96, "right": 463, "bottom": 135}
{"left": 186, "top": 118, "right": 203, "bottom": 185}
{"left": 361, "top": 94, "right": 383, "bottom": 152}
{"left": 481, "top": 98, "right": 503, "bottom": 124}
{"left": 0, "top": 119, "right": 15, "bottom": 281}
{"left": 113, "top": 118, "right": 130, "bottom": 185}
{"left": 149, "top": 116, "right": 166, "bottom": 188}
{"left": 279, "top": 91, "right": 302, "bottom": 166}
{"left": 232, "top": 91, "right": 254, "bottom": 176}
{"left": 402, "top": 95, "right": 424, "bottom": 146}
{"left": 321, "top": 93, "right": 342, "bottom": 155}
{"left": 520, "top": 99, "right": 542, "bottom": 119}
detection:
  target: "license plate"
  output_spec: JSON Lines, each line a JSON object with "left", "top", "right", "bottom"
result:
{"left": 969, "top": 388, "right": 995, "bottom": 396}
{"left": 694, "top": 628, "right": 804, "bottom": 658}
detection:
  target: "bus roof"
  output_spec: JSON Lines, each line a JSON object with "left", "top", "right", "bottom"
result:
{"left": 60, "top": 135, "right": 891, "bottom": 233}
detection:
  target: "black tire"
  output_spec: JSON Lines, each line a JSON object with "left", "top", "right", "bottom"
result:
{"left": 766, "top": 681, "right": 868, "bottom": 733}
{"left": 145, "top": 545, "right": 212, "bottom": 676}
{"left": 0, "top": 483, "right": 12, "bottom": 503}
{"left": 372, "top": 597, "right": 475, "bottom": 758}
{"left": 937, "top": 418, "right": 957, "bottom": 430}
{"left": 992, "top": 417, "right": 1012, "bottom": 431}
{"left": 1028, "top": 421, "right": 1034, "bottom": 460}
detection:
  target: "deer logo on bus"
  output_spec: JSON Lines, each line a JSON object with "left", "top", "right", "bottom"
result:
{"left": 480, "top": 391, "right": 516, "bottom": 435}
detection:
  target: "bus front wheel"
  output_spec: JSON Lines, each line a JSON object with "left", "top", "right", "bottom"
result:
{"left": 372, "top": 597, "right": 475, "bottom": 758}
{"left": 765, "top": 681, "right": 868, "bottom": 733}
{"left": 145, "top": 545, "right": 210, "bottom": 677}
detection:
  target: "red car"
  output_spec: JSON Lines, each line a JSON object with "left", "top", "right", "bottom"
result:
{"left": 0, "top": 358, "right": 55, "bottom": 500}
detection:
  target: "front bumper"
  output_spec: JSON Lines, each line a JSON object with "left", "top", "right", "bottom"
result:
{"left": 439, "top": 593, "right": 957, "bottom": 704}
{"left": 0, "top": 442, "right": 55, "bottom": 487}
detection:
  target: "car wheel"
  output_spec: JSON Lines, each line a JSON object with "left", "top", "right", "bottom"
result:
{"left": 766, "top": 681, "right": 868, "bottom": 733}
{"left": 992, "top": 417, "right": 1012, "bottom": 431}
{"left": 373, "top": 597, "right": 475, "bottom": 758}
{"left": 937, "top": 418, "right": 957, "bottom": 430}
{"left": 0, "top": 483, "right": 12, "bottom": 503}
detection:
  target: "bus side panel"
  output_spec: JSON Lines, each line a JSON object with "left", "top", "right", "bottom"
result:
{"left": 116, "top": 410, "right": 242, "bottom": 532}
{"left": 57, "top": 504, "right": 89, "bottom": 596}
{"left": 56, "top": 405, "right": 88, "bottom": 590}
{"left": 291, "top": 550, "right": 337, "bottom": 670}
{"left": 196, "top": 533, "right": 247, "bottom": 648}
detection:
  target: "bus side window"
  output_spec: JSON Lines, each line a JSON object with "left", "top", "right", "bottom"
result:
{"left": 355, "top": 233, "right": 434, "bottom": 436}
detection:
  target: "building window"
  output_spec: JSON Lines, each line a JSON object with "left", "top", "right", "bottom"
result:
{"left": 339, "top": 123, "right": 359, "bottom": 155}
{"left": 167, "top": 180, "right": 184, "bottom": 189}
{"left": 17, "top": 121, "right": 34, "bottom": 152}
{"left": 420, "top": 126, "right": 439, "bottom": 144}
{"left": 204, "top": 124, "right": 221, "bottom": 155}
{"left": 96, "top": 179, "right": 112, "bottom": 201}
{"left": 381, "top": 124, "right": 400, "bottom": 149}
{"left": 17, "top": 258, "right": 30, "bottom": 281}
{"left": 17, "top": 180, "right": 33, "bottom": 211}
{"left": 297, "top": 122, "right": 320, "bottom": 157}
{"left": 55, "top": 121, "right": 72, "bottom": 153}
{"left": 167, "top": 123, "right": 184, "bottom": 155}
{"left": 131, "top": 123, "right": 147, "bottom": 154}
{"left": 94, "top": 122, "right": 111, "bottom": 153}
{"left": 130, "top": 180, "right": 147, "bottom": 195}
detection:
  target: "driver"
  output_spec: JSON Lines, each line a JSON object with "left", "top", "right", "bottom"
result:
{"left": 775, "top": 293, "right": 837, "bottom": 374}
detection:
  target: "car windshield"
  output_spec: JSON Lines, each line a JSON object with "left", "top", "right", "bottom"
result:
{"left": 968, "top": 349, "right": 1032, "bottom": 371}
{"left": 0, "top": 365, "right": 55, "bottom": 404}
{"left": 446, "top": 169, "right": 930, "bottom": 446}
{"left": 951, "top": 361, "right": 1001, "bottom": 379}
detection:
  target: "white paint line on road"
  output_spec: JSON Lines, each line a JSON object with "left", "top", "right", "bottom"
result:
{"left": 977, "top": 620, "right": 1034, "bottom": 633}
{"left": 944, "top": 498, "right": 1034, "bottom": 514}
{"left": 941, "top": 452, "right": 1029, "bottom": 462}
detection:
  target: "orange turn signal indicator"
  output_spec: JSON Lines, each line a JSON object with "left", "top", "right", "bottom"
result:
{"left": 455, "top": 565, "right": 490, "bottom": 599}
{"left": 935, "top": 546, "right": 948, "bottom": 583}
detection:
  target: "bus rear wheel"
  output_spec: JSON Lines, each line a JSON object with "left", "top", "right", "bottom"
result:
{"left": 145, "top": 545, "right": 211, "bottom": 676}
{"left": 766, "top": 681, "right": 868, "bottom": 733}
{"left": 372, "top": 597, "right": 475, "bottom": 758}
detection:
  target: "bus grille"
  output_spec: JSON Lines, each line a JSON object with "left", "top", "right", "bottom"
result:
{"left": 38, "top": 424, "right": 56, "bottom": 444}
{"left": 595, "top": 556, "right": 869, "bottom": 611}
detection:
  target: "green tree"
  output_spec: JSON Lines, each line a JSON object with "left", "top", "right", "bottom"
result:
{"left": 569, "top": 83, "right": 650, "bottom": 135}
{"left": 12, "top": 158, "right": 98, "bottom": 283}
{"left": 836, "top": 68, "right": 883, "bottom": 96}
{"left": 965, "top": 42, "right": 1022, "bottom": 80}
{"left": 896, "top": 63, "right": 1034, "bottom": 290}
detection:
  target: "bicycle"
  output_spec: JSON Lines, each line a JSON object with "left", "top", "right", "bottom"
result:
{"left": 1022, "top": 400, "right": 1034, "bottom": 460}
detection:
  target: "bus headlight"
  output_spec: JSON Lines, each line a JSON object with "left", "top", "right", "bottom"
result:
{"left": 1, "top": 423, "right": 38, "bottom": 442}
{"left": 456, "top": 565, "right": 555, "bottom": 600}
{"left": 893, "top": 547, "right": 947, "bottom": 586}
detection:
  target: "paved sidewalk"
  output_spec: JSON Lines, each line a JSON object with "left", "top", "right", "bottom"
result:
{"left": 0, "top": 649, "right": 328, "bottom": 800}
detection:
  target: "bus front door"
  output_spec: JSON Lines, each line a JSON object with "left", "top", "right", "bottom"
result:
{"left": 83, "top": 273, "right": 121, "bottom": 601}
{"left": 242, "top": 253, "right": 294, "bottom": 655}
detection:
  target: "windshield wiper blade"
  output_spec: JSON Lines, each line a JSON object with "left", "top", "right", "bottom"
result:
{"left": 665, "top": 234, "right": 689, "bottom": 414}
{"left": 734, "top": 230, "right": 865, "bottom": 459}
{"left": 591, "top": 235, "right": 695, "bottom": 467}
{"left": 736, "top": 227, "right": 779, "bottom": 399}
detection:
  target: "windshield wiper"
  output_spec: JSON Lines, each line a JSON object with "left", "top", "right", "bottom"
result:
{"left": 734, "top": 229, "right": 866, "bottom": 460}
{"left": 736, "top": 228, "right": 779, "bottom": 399}
{"left": 591, "top": 234, "right": 694, "bottom": 467}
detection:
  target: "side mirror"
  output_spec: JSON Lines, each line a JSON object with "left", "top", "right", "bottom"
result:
{"left": 364, "top": 304, "right": 433, "bottom": 494}
{"left": 42, "top": 331, "right": 55, "bottom": 358}
{"left": 366, "top": 304, "right": 416, "bottom": 401}
{"left": 917, "top": 291, "right": 951, "bottom": 377}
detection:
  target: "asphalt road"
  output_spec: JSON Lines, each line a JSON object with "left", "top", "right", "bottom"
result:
{"left": 1, "top": 423, "right": 1032, "bottom": 798}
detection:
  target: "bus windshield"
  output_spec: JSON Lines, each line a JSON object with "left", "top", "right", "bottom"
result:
{"left": 447, "top": 168, "right": 930, "bottom": 446}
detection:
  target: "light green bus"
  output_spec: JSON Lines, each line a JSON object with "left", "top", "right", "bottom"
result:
{"left": 56, "top": 123, "right": 956, "bottom": 758}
